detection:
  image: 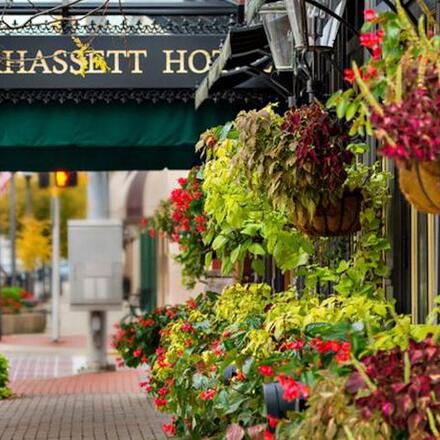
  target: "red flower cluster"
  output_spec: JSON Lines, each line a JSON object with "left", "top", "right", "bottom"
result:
{"left": 344, "top": 10, "right": 383, "bottom": 85}
{"left": 363, "top": 8, "right": 378, "bottom": 22}
{"left": 154, "top": 397, "right": 168, "bottom": 408}
{"left": 258, "top": 365, "right": 275, "bottom": 377}
{"left": 158, "top": 386, "right": 168, "bottom": 397}
{"left": 280, "top": 339, "right": 304, "bottom": 351}
{"left": 267, "top": 415, "right": 279, "bottom": 429}
{"left": 211, "top": 340, "right": 225, "bottom": 357}
{"left": 169, "top": 168, "right": 207, "bottom": 246}
{"left": 346, "top": 337, "right": 440, "bottom": 438}
{"left": 133, "top": 348, "right": 143, "bottom": 358}
{"left": 139, "top": 379, "right": 153, "bottom": 393}
{"left": 181, "top": 322, "right": 194, "bottom": 333}
{"left": 20, "top": 291, "right": 33, "bottom": 300}
{"left": 310, "top": 338, "right": 352, "bottom": 365}
{"left": 162, "top": 421, "right": 177, "bottom": 437}
{"left": 112, "top": 305, "right": 184, "bottom": 368}
{"left": 199, "top": 388, "right": 217, "bottom": 401}
{"left": 156, "top": 347, "right": 171, "bottom": 369}
{"left": 186, "top": 298, "right": 197, "bottom": 310}
{"left": 0, "top": 296, "right": 22, "bottom": 313}
{"left": 360, "top": 29, "right": 384, "bottom": 50}
{"left": 278, "top": 375, "right": 309, "bottom": 401}
{"left": 139, "top": 318, "right": 155, "bottom": 328}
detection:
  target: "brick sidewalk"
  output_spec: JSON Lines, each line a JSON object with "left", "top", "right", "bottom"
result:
{"left": 0, "top": 334, "right": 90, "bottom": 349}
{"left": 0, "top": 393, "right": 167, "bottom": 440}
{"left": 11, "top": 370, "right": 142, "bottom": 396}
{"left": 5, "top": 353, "right": 88, "bottom": 381}
{"left": 0, "top": 362, "right": 168, "bottom": 439}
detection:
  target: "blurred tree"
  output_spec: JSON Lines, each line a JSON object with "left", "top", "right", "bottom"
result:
{"left": 17, "top": 217, "right": 51, "bottom": 270}
{"left": 0, "top": 173, "right": 87, "bottom": 258}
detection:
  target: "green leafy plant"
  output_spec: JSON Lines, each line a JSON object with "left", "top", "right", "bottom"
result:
{"left": 232, "top": 103, "right": 365, "bottom": 226}
{"left": 197, "top": 116, "right": 312, "bottom": 277}
{"left": 112, "top": 304, "right": 186, "bottom": 368}
{"left": 150, "top": 168, "right": 209, "bottom": 288}
{"left": 0, "top": 286, "right": 34, "bottom": 314}
{"left": 137, "top": 283, "right": 404, "bottom": 439}
{"left": 0, "top": 353, "right": 12, "bottom": 400}
{"left": 149, "top": 199, "right": 173, "bottom": 238}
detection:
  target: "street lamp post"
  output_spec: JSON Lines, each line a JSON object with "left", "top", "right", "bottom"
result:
{"left": 8, "top": 173, "right": 16, "bottom": 286}
{"left": 51, "top": 190, "right": 61, "bottom": 342}
{"left": 87, "top": 172, "right": 111, "bottom": 371}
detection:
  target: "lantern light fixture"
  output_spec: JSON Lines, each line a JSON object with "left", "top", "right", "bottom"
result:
{"left": 284, "top": 0, "right": 348, "bottom": 50}
{"left": 259, "top": 1, "right": 294, "bottom": 71}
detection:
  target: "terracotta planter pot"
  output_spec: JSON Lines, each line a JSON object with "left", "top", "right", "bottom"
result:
{"left": 292, "top": 190, "right": 362, "bottom": 237}
{"left": 399, "top": 161, "right": 440, "bottom": 214}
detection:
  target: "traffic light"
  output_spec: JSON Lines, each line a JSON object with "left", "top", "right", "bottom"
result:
{"left": 54, "top": 171, "right": 78, "bottom": 188}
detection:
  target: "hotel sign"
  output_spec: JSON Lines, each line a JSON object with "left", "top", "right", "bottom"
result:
{"left": 0, "top": 35, "right": 223, "bottom": 89}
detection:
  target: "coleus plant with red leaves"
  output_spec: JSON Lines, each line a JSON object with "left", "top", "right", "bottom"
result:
{"left": 235, "top": 102, "right": 355, "bottom": 223}
{"left": 280, "top": 102, "right": 353, "bottom": 191}
{"left": 346, "top": 336, "right": 440, "bottom": 439}
{"left": 273, "top": 103, "right": 354, "bottom": 221}
{"left": 373, "top": 63, "right": 440, "bottom": 166}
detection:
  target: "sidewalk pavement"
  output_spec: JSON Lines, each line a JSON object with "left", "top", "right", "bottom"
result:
{"left": 0, "top": 334, "right": 168, "bottom": 439}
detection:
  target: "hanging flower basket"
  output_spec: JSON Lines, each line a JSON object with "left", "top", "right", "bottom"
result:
{"left": 292, "top": 190, "right": 363, "bottom": 237}
{"left": 398, "top": 161, "right": 440, "bottom": 214}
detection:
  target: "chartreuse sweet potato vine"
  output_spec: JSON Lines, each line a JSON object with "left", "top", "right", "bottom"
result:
{"left": 197, "top": 106, "right": 390, "bottom": 299}
{"left": 197, "top": 120, "right": 312, "bottom": 277}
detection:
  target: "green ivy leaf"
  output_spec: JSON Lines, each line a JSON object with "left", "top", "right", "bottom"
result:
{"left": 212, "top": 235, "right": 228, "bottom": 251}
{"left": 248, "top": 243, "right": 266, "bottom": 256}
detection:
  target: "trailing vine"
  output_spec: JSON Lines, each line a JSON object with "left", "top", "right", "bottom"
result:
{"left": 198, "top": 106, "right": 390, "bottom": 299}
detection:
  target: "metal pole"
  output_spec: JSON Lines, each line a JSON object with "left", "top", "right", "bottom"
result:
{"left": 87, "top": 172, "right": 110, "bottom": 370}
{"left": 24, "top": 174, "right": 32, "bottom": 216}
{"left": 24, "top": 173, "right": 33, "bottom": 292}
{"left": 9, "top": 173, "right": 16, "bottom": 286}
{"left": 0, "top": 231, "right": 2, "bottom": 341}
{"left": 51, "top": 192, "right": 60, "bottom": 342}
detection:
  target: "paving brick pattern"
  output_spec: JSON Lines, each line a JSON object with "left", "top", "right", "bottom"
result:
{"left": 11, "top": 371, "right": 142, "bottom": 396}
{"left": 5, "top": 353, "right": 87, "bottom": 381}
{"left": 0, "top": 363, "right": 168, "bottom": 439}
{"left": 0, "top": 393, "right": 167, "bottom": 440}
{"left": 0, "top": 334, "right": 90, "bottom": 349}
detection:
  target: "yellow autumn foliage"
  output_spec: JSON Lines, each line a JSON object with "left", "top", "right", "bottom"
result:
{"left": 17, "top": 216, "right": 51, "bottom": 270}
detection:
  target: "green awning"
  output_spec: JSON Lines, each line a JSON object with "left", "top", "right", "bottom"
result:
{"left": 0, "top": 100, "right": 241, "bottom": 171}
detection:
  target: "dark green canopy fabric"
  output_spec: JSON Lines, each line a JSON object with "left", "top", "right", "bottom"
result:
{"left": 0, "top": 100, "right": 241, "bottom": 171}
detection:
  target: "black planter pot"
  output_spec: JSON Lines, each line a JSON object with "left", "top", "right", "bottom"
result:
{"left": 263, "top": 381, "right": 306, "bottom": 431}
{"left": 223, "top": 365, "right": 237, "bottom": 385}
